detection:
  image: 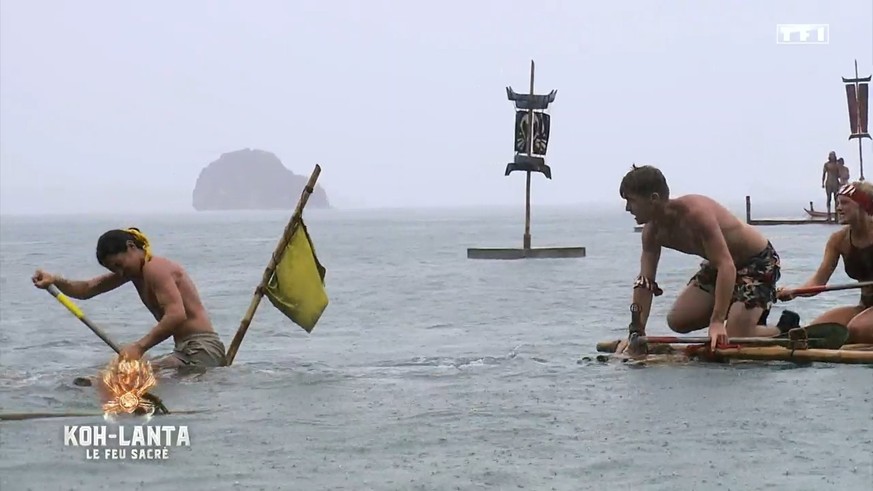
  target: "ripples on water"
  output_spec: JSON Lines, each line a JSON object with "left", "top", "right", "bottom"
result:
{"left": 1, "top": 207, "right": 871, "bottom": 490}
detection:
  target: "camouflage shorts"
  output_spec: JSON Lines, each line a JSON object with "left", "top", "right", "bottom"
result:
{"left": 688, "top": 241, "right": 781, "bottom": 310}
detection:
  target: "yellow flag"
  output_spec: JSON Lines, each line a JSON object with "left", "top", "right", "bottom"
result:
{"left": 264, "top": 219, "right": 328, "bottom": 333}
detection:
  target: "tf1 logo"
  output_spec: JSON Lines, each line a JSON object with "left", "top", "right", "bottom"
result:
{"left": 776, "top": 24, "right": 829, "bottom": 45}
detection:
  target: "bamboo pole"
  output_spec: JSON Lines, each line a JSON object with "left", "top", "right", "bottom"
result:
{"left": 0, "top": 409, "right": 206, "bottom": 421}
{"left": 596, "top": 338, "right": 674, "bottom": 355}
{"left": 596, "top": 334, "right": 840, "bottom": 352}
{"left": 596, "top": 339, "right": 622, "bottom": 353}
{"left": 689, "top": 345, "right": 873, "bottom": 364}
{"left": 639, "top": 335, "right": 842, "bottom": 349}
{"left": 841, "top": 343, "right": 873, "bottom": 351}
{"left": 224, "top": 164, "right": 322, "bottom": 366}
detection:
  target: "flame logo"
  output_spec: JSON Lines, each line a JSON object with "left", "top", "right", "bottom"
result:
{"left": 97, "top": 356, "right": 158, "bottom": 422}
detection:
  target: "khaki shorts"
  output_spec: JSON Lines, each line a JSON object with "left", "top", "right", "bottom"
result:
{"left": 156, "top": 332, "right": 227, "bottom": 368}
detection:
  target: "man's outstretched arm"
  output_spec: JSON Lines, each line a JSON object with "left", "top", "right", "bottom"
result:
{"left": 54, "top": 272, "right": 128, "bottom": 300}
{"left": 632, "top": 225, "right": 663, "bottom": 333}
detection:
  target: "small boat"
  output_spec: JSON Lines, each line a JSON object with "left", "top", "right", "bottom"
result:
{"left": 803, "top": 208, "right": 832, "bottom": 219}
{"left": 803, "top": 200, "right": 842, "bottom": 221}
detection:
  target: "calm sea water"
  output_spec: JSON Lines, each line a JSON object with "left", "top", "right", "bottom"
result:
{"left": 0, "top": 204, "right": 870, "bottom": 491}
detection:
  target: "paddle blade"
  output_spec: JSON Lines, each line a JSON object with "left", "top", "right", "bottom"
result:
{"left": 264, "top": 219, "right": 329, "bottom": 333}
{"left": 776, "top": 322, "right": 849, "bottom": 349}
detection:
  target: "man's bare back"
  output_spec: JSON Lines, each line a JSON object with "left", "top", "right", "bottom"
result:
{"left": 824, "top": 160, "right": 841, "bottom": 186}
{"left": 644, "top": 194, "right": 770, "bottom": 264}
{"left": 133, "top": 257, "right": 214, "bottom": 344}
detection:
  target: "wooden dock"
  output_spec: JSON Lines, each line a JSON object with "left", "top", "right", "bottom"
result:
{"left": 745, "top": 196, "right": 838, "bottom": 226}
{"left": 632, "top": 197, "right": 838, "bottom": 232}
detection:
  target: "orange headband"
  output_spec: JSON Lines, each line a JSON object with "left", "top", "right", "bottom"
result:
{"left": 838, "top": 185, "right": 873, "bottom": 214}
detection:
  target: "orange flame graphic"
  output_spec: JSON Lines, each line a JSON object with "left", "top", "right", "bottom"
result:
{"left": 97, "top": 356, "right": 158, "bottom": 419}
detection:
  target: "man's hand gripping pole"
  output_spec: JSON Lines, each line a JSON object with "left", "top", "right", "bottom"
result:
{"left": 627, "top": 303, "right": 648, "bottom": 356}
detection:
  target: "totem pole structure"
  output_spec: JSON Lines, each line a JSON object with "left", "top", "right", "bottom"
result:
{"left": 843, "top": 59, "right": 871, "bottom": 181}
{"left": 467, "top": 61, "right": 586, "bottom": 260}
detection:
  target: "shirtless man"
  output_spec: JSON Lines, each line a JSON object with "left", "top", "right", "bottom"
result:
{"left": 31, "top": 227, "right": 226, "bottom": 369}
{"left": 822, "top": 151, "right": 842, "bottom": 220}
{"left": 616, "top": 165, "right": 791, "bottom": 352}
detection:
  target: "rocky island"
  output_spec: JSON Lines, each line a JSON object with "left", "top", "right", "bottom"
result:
{"left": 192, "top": 149, "right": 330, "bottom": 211}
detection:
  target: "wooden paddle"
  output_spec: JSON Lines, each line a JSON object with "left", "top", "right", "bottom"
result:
{"left": 45, "top": 285, "right": 170, "bottom": 415}
{"left": 778, "top": 280, "right": 873, "bottom": 300}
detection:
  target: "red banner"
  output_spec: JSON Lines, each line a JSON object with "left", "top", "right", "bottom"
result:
{"left": 846, "top": 82, "right": 870, "bottom": 136}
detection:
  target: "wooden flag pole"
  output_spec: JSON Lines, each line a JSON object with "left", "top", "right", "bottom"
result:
{"left": 523, "top": 60, "right": 535, "bottom": 250}
{"left": 224, "top": 164, "right": 322, "bottom": 366}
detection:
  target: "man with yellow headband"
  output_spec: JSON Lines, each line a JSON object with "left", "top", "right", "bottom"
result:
{"left": 31, "top": 227, "right": 227, "bottom": 369}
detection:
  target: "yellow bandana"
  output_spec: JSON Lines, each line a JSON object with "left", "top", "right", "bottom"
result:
{"left": 125, "top": 228, "right": 152, "bottom": 262}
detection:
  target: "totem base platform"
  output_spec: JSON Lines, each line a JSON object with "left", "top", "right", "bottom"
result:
{"left": 467, "top": 246, "right": 586, "bottom": 260}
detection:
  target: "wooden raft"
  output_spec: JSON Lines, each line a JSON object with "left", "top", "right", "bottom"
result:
{"left": 594, "top": 339, "right": 873, "bottom": 365}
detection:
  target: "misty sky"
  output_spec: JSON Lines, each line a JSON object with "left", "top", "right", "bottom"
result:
{"left": 1, "top": 0, "right": 872, "bottom": 214}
